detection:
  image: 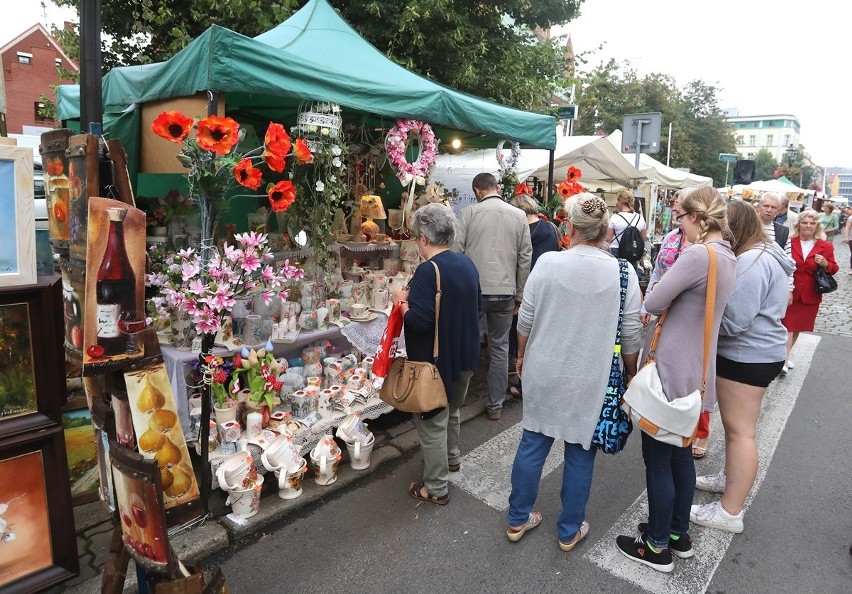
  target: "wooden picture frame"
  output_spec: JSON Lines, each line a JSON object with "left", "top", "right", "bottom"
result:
{"left": 0, "top": 426, "right": 79, "bottom": 592}
{"left": 0, "top": 145, "right": 36, "bottom": 288}
{"left": 0, "top": 278, "right": 65, "bottom": 436}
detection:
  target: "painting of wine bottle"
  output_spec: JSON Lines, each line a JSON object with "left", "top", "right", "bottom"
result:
{"left": 82, "top": 198, "right": 150, "bottom": 372}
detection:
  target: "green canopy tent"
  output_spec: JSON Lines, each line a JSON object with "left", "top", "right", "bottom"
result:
{"left": 58, "top": 0, "right": 555, "bottom": 148}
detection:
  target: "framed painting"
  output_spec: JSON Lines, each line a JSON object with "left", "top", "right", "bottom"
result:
{"left": 0, "top": 278, "right": 65, "bottom": 436}
{"left": 0, "top": 145, "right": 36, "bottom": 288}
{"left": 61, "top": 402, "right": 100, "bottom": 505}
{"left": 0, "top": 427, "right": 79, "bottom": 592}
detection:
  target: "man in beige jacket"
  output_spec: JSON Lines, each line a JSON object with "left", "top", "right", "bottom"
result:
{"left": 456, "top": 173, "right": 532, "bottom": 420}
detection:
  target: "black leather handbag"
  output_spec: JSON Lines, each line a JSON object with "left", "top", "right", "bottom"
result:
{"left": 814, "top": 267, "right": 837, "bottom": 294}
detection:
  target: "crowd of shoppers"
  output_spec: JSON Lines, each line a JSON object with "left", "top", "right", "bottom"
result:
{"left": 394, "top": 175, "right": 839, "bottom": 573}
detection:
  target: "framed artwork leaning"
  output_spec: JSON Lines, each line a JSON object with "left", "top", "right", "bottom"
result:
{"left": 0, "top": 277, "right": 66, "bottom": 436}
{"left": 0, "top": 145, "right": 36, "bottom": 288}
{"left": 0, "top": 426, "right": 78, "bottom": 592}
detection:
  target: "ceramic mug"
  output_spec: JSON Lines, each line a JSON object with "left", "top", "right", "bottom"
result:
{"left": 216, "top": 452, "right": 252, "bottom": 491}
{"left": 277, "top": 457, "right": 307, "bottom": 499}
{"left": 382, "top": 258, "right": 400, "bottom": 276}
{"left": 346, "top": 432, "right": 375, "bottom": 470}
{"left": 261, "top": 433, "right": 302, "bottom": 472}
{"left": 226, "top": 474, "right": 264, "bottom": 518}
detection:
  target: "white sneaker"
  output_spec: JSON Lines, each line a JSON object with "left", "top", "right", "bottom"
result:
{"left": 786, "top": 360, "right": 795, "bottom": 370}
{"left": 780, "top": 364, "right": 788, "bottom": 376}
{"left": 690, "top": 501, "right": 744, "bottom": 533}
{"left": 695, "top": 470, "right": 726, "bottom": 493}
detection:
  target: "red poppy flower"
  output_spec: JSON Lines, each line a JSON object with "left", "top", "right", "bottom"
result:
{"left": 293, "top": 138, "right": 313, "bottom": 164}
{"left": 152, "top": 111, "right": 194, "bottom": 143}
{"left": 234, "top": 158, "right": 263, "bottom": 190}
{"left": 263, "top": 149, "right": 286, "bottom": 173}
{"left": 557, "top": 181, "right": 583, "bottom": 199}
{"left": 268, "top": 180, "right": 297, "bottom": 212}
{"left": 514, "top": 183, "right": 533, "bottom": 196}
{"left": 566, "top": 165, "right": 583, "bottom": 183}
{"left": 264, "top": 123, "right": 291, "bottom": 158}
{"left": 195, "top": 115, "right": 240, "bottom": 155}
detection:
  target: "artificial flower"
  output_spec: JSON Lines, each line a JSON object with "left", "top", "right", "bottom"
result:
{"left": 293, "top": 138, "right": 314, "bottom": 164}
{"left": 195, "top": 115, "right": 240, "bottom": 155}
{"left": 514, "top": 183, "right": 533, "bottom": 196}
{"left": 152, "top": 111, "right": 194, "bottom": 143}
{"left": 234, "top": 158, "right": 263, "bottom": 190}
{"left": 268, "top": 180, "right": 297, "bottom": 212}
{"left": 264, "top": 123, "right": 292, "bottom": 158}
{"left": 315, "top": 181, "right": 325, "bottom": 192}
{"left": 557, "top": 180, "right": 583, "bottom": 199}
{"left": 263, "top": 149, "right": 286, "bottom": 173}
{"left": 566, "top": 165, "right": 583, "bottom": 183}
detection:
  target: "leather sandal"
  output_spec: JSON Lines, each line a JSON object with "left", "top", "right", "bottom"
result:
{"left": 408, "top": 482, "right": 449, "bottom": 505}
{"left": 507, "top": 511, "right": 542, "bottom": 542}
{"left": 692, "top": 438, "right": 709, "bottom": 459}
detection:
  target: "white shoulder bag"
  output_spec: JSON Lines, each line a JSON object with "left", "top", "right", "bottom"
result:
{"left": 622, "top": 244, "right": 717, "bottom": 447}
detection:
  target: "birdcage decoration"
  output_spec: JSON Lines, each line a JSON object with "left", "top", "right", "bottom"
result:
{"left": 296, "top": 100, "right": 342, "bottom": 151}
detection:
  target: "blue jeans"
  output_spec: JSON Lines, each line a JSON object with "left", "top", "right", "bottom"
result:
{"left": 508, "top": 429, "right": 597, "bottom": 542}
{"left": 641, "top": 431, "right": 695, "bottom": 548}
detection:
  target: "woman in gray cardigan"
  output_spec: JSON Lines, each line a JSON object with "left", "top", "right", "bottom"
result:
{"left": 506, "top": 193, "right": 642, "bottom": 551}
{"left": 616, "top": 187, "right": 736, "bottom": 572}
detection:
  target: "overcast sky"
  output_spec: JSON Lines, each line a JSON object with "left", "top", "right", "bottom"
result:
{"left": 3, "top": 0, "right": 849, "bottom": 167}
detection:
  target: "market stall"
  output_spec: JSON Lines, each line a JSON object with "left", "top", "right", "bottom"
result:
{"left": 40, "top": 3, "right": 562, "bottom": 589}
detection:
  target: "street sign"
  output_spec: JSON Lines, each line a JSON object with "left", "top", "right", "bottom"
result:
{"left": 557, "top": 105, "right": 577, "bottom": 121}
{"left": 621, "top": 112, "right": 662, "bottom": 154}
{"left": 719, "top": 153, "right": 738, "bottom": 163}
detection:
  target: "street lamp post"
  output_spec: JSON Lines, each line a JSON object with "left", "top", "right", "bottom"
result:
{"left": 785, "top": 144, "right": 797, "bottom": 167}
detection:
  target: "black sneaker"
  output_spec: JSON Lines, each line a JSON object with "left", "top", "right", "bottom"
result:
{"left": 637, "top": 522, "right": 694, "bottom": 559}
{"left": 616, "top": 534, "right": 674, "bottom": 573}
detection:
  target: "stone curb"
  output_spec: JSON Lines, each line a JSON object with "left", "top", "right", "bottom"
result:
{"left": 60, "top": 399, "right": 488, "bottom": 592}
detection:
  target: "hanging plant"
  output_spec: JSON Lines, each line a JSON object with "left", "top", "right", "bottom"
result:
{"left": 385, "top": 119, "right": 438, "bottom": 185}
{"left": 497, "top": 139, "right": 521, "bottom": 201}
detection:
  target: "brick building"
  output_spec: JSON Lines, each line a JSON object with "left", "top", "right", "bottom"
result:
{"left": 1, "top": 23, "right": 78, "bottom": 134}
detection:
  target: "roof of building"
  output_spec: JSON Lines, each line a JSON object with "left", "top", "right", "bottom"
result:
{"left": 0, "top": 23, "right": 79, "bottom": 71}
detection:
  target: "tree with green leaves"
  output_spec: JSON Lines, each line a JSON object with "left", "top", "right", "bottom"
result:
{"left": 51, "top": 0, "right": 583, "bottom": 112}
{"left": 573, "top": 60, "right": 737, "bottom": 185}
{"left": 753, "top": 148, "right": 778, "bottom": 182}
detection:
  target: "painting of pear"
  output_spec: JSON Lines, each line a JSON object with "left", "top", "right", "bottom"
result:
{"left": 138, "top": 429, "right": 165, "bottom": 453}
{"left": 154, "top": 436, "right": 182, "bottom": 469}
{"left": 136, "top": 377, "right": 166, "bottom": 412}
{"left": 149, "top": 409, "right": 177, "bottom": 434}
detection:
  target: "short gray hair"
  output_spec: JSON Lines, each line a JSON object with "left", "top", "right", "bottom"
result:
{"left": 760, "top": 192, "right": 782, "bottom": 208}
{"left": 511, "top": 194, "right": 540, "bottom": 215}
{"left": 411, "top": 203, "right": 456, "bottom": 246}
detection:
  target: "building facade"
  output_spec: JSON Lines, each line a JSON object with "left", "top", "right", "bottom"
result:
{"left": 723, "top": 109, "right": 800, "bottom": 163}
{"left": 0, "top": 23, "right": 78, "bottom": 134}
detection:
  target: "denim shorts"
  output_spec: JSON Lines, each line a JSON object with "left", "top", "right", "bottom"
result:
{"left": 716, "top": 355, "right": 785, "bottom": 388}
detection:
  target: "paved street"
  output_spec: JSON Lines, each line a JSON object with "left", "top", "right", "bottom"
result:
{"left": 814, "top": 234, "right": 852, "bottom": 337}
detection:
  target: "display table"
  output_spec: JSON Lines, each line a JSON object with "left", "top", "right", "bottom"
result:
{"left": 163, "top": 313, "right": 396, "bottom": 442}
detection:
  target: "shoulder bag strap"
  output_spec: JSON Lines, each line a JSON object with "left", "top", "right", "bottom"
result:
{"left": 430, "top": 260, "right": 442, "bottom": 361}
{"left": 614, "top": 260, "right": 629, "bottom": 355}
{"left": 700, "top": 244, "right": 718, "bottom": 396}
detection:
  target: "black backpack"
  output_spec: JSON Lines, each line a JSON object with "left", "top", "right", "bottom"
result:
{"left": 615, "top": 213, "right": 644, "bottom": 261}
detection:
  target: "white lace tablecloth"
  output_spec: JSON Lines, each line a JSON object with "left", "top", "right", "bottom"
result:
{"left": 340, "top": 311, "right": 405, "bottom": 356}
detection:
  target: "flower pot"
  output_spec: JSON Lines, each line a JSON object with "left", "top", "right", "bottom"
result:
{"left": 244, "top": 396, "right": 280, "bottom": 428}
{"left": 213, "top": 404, "right": 238, "bottom": 426}
{"left": 225, "top": 474, "right": 264, "bottom": 518}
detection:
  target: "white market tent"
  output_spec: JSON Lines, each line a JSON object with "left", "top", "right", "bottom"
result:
{"left": 738, "top": 178, "right": 807, "bottom": 194}
{"left": 431, "top": 128, "right": 646, "bottom": 208}
{"left": 605, "top": 130, "right": 713, "bottom": 190}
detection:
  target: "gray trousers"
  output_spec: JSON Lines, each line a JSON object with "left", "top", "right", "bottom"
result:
{"left": 481, "top": 297, "right": 514, "bottom": 412}
{"left": 412, "top": 370, "right": 475, "bottom": 497}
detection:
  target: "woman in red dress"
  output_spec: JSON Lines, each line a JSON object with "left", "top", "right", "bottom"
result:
{"left": 782, "top": 209, "right": 839, "bottom": 372}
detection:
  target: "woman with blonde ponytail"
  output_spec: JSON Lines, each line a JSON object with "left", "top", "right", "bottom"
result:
{"left": 616, "top": 187, "right": 737, "bottom": 572}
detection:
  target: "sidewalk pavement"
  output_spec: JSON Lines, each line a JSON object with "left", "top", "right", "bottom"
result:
{"left": 58, "top": 353, "right": 496, "bottom": 594}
